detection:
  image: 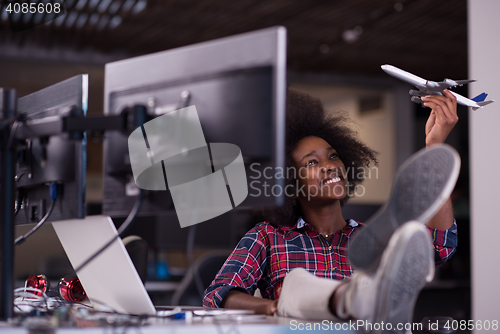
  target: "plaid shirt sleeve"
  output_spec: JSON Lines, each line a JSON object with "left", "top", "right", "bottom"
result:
{"left": 203, "top": 224, "right": 269, "bottom": 308}
{"left": 426, "top": 220, "right": 458, "bottom": 266}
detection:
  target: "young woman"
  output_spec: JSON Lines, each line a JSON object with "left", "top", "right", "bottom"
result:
{"left": 203, "top": 89, "right": 459, "bottom": 321}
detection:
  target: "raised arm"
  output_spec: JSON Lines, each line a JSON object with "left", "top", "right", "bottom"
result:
{"left": 421, "top": 90, "right": 458, "bottom": 230}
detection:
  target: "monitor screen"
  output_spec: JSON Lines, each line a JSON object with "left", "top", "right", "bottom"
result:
{"left": 14, "top": 75, "right": 87, "bottom": 224}
{"left": 102, "top": 27, "right": 287, "bottom": 224}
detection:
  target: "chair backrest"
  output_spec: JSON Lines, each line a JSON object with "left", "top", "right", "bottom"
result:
{"left": 122, "top": 235, "right": 149, "bottom": 284}
{"left": 171, "top": 250, "right": 229, "bottom": 306}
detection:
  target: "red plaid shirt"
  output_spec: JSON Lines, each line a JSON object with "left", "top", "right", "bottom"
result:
{"left": 203, "top": 218, "right": 457, "bottom": 308}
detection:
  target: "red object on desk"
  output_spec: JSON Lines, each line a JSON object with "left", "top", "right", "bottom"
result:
{"left": 59, "top": 276, "right": 86, "bottom": 302}
{"left": 25, "top": 274, "right": 49, "bottom": 296}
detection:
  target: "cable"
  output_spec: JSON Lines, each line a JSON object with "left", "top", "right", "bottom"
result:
{"left": 15, "top": 183, "right": 59, "bottom": 245}
{"left": 13, "top": 287, "right": 58, "bottom": 314}
{"left": 6, "top": 120, "right": 19, "bottom": 150}
{"left": 14, "top": 191, "right": 24, "bottom": 216}
{"left": 74, "top": 190, "right": 144, "bottom": 274}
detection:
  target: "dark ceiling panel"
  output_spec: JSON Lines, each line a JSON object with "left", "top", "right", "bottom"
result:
{"left": 0, "top": 0, "right": 467, "bottom": 79}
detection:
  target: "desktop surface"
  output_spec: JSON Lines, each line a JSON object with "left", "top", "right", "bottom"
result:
{"left": 1, "top": 314, "right": 359, "bottom": 333}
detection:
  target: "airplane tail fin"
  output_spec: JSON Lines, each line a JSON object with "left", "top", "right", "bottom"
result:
{"left": 471, "top": 92, "right": 488, "bottom": 102}
{"left": 472, "top": 100, "right": 494, "bottom": 111}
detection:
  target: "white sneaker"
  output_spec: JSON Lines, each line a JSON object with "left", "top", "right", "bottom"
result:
{"left": 341, "top": 222, "right": 434, "bottom": 334}
{"left": 348, "top": 144, "right": 460, "bottom": 270}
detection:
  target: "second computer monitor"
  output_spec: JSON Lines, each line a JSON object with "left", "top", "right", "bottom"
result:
{"left": 15, "top": 75, "right": 87, "bottom": 225}
{"left": 102, "top": 27, "right": 287, "bottom": 222}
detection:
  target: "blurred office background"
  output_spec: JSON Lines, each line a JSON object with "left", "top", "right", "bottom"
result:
{"left": 2, "top": 0, "right": 498, "bottom": 330}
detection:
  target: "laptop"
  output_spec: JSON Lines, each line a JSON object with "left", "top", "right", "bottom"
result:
{"left": 53, "top": 215, "right": 256, "bottom": 318}
{"left": 52, "top": 215, "right": 157, "bottom": 315}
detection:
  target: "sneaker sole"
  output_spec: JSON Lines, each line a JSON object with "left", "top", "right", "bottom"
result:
{"left": 348, "top": 144, "right": 460, "bottom": 270}
{"left": 372, "top": 222, "right": 434, "bottom": 334}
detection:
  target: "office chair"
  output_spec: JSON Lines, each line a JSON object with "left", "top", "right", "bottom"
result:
{"left": 171, "top": 250, "right": 230, "bottom": 306}
{"left": 122, "top": 235, "right": 149, "bottom": 284}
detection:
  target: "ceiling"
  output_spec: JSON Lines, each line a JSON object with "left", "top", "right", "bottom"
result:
{"left": 1, "top": 0, "right": 468, "bottom": 80}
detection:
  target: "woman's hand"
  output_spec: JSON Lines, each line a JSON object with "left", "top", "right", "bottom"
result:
{"left": 221, "top": 289, "right": 278, "bottom": 316}
{"left": 422, "top": 90, "right": 458, "bottom": 147}
{"left": 267, "top": 299, "right": 278, "bottom": 316}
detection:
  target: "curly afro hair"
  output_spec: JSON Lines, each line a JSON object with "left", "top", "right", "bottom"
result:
{"left": 260, "top": 89, "right": 378, "bottom": 226}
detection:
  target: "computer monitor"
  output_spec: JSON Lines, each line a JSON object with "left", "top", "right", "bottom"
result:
{"left": 102, "top": 26, "right": 287, "bottom": 222}
{"left": 14, "top": 75, "right": 87, "bottom": 225}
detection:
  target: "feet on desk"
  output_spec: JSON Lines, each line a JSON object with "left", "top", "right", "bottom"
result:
{"left": 348, "top": 144, "right": 460, "bottom": 270}
{"left": 277, "top": 222, "right": 434, "bottom": 334}
{"left": 336, "top": 222, "right": 434, "bottom": 334}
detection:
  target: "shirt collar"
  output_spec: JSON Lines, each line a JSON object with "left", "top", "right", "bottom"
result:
{"left": 292, "top": 217, "right": 359, "bottom": 230}
{"left": 279, "top": 217, "right": 308, "bottom": 234}
{"left": 347, "top": 219, "right": 359, "bottom": 227}
{"left": 297, "top": 217, "right": 306, "bottom": 229}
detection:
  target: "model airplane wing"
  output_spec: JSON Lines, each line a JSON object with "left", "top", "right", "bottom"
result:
{"left": 424, "top": 78, "right": 476, "bottom": 91}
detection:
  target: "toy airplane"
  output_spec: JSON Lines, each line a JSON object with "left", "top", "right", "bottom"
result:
{"left": 381, "top": 64, "right": 494, "bottom": 111}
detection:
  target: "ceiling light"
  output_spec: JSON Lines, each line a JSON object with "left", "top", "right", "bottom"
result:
{"left": 319, "top": 44, "right": 330, "bottom": 54}
{"left": 342, "top": 26, "right": 363, "bottom": 43}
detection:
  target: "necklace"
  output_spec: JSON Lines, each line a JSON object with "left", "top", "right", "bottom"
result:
{"left": 322, "top": 221, "right": 348, "bottom": 239}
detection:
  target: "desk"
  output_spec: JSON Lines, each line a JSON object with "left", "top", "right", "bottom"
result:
{"left": 1, "top": 316, "right": 360, "bottom": 333}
